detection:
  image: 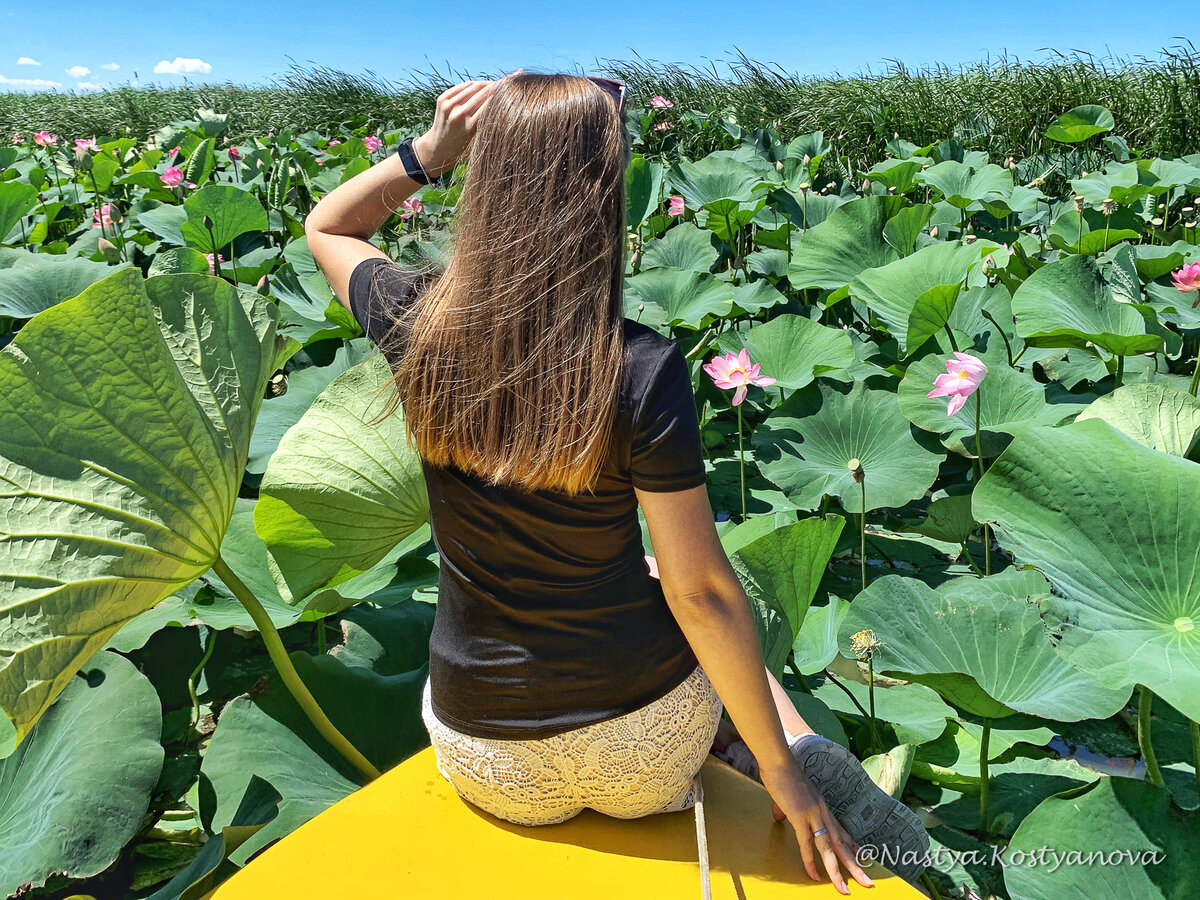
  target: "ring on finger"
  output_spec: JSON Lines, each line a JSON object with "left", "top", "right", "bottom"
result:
{"left": 813, "top": 827, "right": 828, "bottom": 837}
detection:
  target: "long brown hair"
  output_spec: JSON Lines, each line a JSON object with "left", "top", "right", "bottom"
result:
{"left": 369, "top": 72, "right": 632, "bottom": 497}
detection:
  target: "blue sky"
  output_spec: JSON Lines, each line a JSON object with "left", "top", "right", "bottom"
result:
{"left": 1, "top": 1, "right": 1193, "bottom": 92}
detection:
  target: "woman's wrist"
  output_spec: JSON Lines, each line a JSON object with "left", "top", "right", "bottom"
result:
{"left": 410, "top": 133, "right": 454, "bottom": 179}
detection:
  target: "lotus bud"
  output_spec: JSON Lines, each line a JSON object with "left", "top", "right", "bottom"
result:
{"left": 733, "top": 256, "right": 744, "bottom": 269}
{"left": 256, "top": 274, "right": 270, "bottom": 295}
{"left": 930, "top": 225, "right": 939, "bottom": 238}
{"left": 97, "top": 237, "right": 120, "bottom": 263}
{"left": 631, "top": 249, "right": 642, "bottom": 268}
{"left": 848, "top": 458, "right": 865, "bottom": 484}
{"left": 893, "top": 131, "right": 899, "bottom": 139}
{"left": 1101, "top": 198, "right": 1116, "bottom": 216}
{"left": 775, "top": 160, "right": 784, "bottom": 172}
{"left": 203, "top": 214, "right": 214, "bottom": 230}
{"left": 802, "top": 154, "right": 811, "bottom": 167}
{"left": 983, "top": 253, "right": 996, "bottom": 274}
{"left": 1081, "top": 170, "right": 1089, "bottom": 177}
{"left": 1003, "top": 156, "right": 1015, "bottom": 169}
{"left": 637, "top": 302, "right": 644, "bottom": 313}
{"left": 862, "top": 178, "right": 872, "bottom": 192}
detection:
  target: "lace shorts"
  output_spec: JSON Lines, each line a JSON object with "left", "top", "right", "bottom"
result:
{"left": 420, "top": 664, "right": 724, "bottom": 826}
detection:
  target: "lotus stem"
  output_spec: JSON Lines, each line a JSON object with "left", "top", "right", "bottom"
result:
{"left": 188, "top": 625, "right": 216, "bottom": 734}
{"left": 974, "top": 390, "right": 990, "bottom": 576}
{"left": 980, "top": 310, "right": 1014, "bottom": 367}
{"left": 737, "top": 403, "right": 746, "bottom": 522}
{"left": 211, "top": 553, "right": 381, "bottom": 783}
{"left": 943, "top": 323, "right": 959, "bottom": 353}
{"left": 1114, "top": 355, "right": 1125, "bottom": 389}
{"left": 867, "top": 654, "right": 882, "bottom": 754}
{"left": 860, "top": 479, "right": 867, "bottom": 592}
{"left": 1191, "top": 719, "right": 1200, "bottom": 801}
{"left": 1137, "top": 684, "right": 1164, "bottom": 787}
{"left": 961, "top": 542, "right": 986, "bottom": 578}
{"left": 823, "top": 670, "right": 872, "bottom": 720}
{"left": 979, "top": 716, "right": 992, "bottom": 837}
{"left": 921, "top": 872, "right": 945, "bottom": 900}
{"left": 1189, "top": 358, "right": 1200, "bottom": 398}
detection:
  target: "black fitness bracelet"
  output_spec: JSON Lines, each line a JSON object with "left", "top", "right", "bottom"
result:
{"left": 396, "top": 136, "right": 437, "bottom": 185}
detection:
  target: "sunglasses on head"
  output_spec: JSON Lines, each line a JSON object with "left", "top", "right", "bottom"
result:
{"left": 585, "top": 76, "right": 627, "bottom": 116}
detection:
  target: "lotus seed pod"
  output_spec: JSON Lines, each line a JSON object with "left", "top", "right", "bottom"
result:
{"left": 1074, "top": 195, "right": 1086, "bottom": 213}
{"left": 1152, "top": 217, "right": 1164, "bottom": 227}
{"left": 848, "top": 458, "right": 865, "bottom": 483}
{"left": 1101, "top": 198, "right": 1116, "bottom": 216}
{"left": 964, "top": 234, "right": 978, "bottom": 244}
{"left": 799, "top": 182, "right": 810, "bottom": 192}
{"left": 850, "top": 628, "right": 881, "bottom": 657}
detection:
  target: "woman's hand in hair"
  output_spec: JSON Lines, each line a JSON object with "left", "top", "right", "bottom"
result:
{"left": 412, "top": 70, "right": 522, "bottom": 177}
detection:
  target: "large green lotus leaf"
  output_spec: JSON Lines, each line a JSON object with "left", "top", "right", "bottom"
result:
{"left": 898, "top": 342, "right": 1076, "bottom": 457}
{"left": 138, "top": 202, "right": 188, "bottom": 245}
{"left": 255, "top": 352, "right": 429, "bottom": 603}
{"left": 754, "top": 380, "right": 943, "bottom": 513}
{"left": 730, "top": 516, "right": 845, "bottom": 679}
{"left": 934, "top": 757, "right": 1097, "bottom": 838}
{"left": 0, "top": 255, "right": 132, "bottom": 318}
{"left": 791, "top": 596, "right": 850, "bottom": 674}
{"left": 640, "top": 221, "right": 719, "bottom": 274}
{"left": 0, "top": 181, "right": 38, "bottom": 244}
{"left": 1005, "top": 777, "right": 1198, "bottom": 900}
{"left": 809, "top": 671, "right": 956, "bottom": 746}
{"left": 201, "top": 601, "right": 434, "bottom": 865}
{"left": 974, "top": 418, "right": 1200, "bottom": 720}
{"left": 1075, "top": 383, "right": 1200, "bottom": 458}
{"left": 0, "top": 268, "right": 279, "bottom": 755}
{"left": 180, "top": 184, "right": 269, "bottom": 254}
{"left": 1046, "top": 104, "right": 1115, "bottom": 143}
{"left": 917, "top": 161, "right": 1013, "bottom": 209}
{"left": 1011, "top": 252, "right": 1162, "bottom": 356}
{"left": 714, "top": 312, "right": 854, "bottom": 391}
{"left": 0, "top": 649, "right": 163, "bottom": 897}
{"left": 841, "top": 570, "right": 1131, "bottom": 720}
{"left": 625, "top": 154, "right": 663, "bottom": 230}
{"left": 669, "top": 152, "right": 769, "bottom": 209}
{"left": 850, "top": 239, "right": 998, "bottom": 354}
{"left": 622, "top": 266, "right": 734, "bottom": 328}
{"left": 786, "top": 196, "right": 902, "bottom": 290}
{"left": 1072, "top": 161, "right": 1155, "bottom": 207}
{"left": 248, "top": 338, "right": 374, "bottom": 474}
{"left": 730, "top": 278, "right": 788, "bottom": 315}
{"left": 1123, "top": 240, "right": 1200, "bottom": 281}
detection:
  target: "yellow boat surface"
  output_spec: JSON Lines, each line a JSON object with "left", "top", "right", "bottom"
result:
{"left": 207, "top": 746, "right": 925, "bottom": 899}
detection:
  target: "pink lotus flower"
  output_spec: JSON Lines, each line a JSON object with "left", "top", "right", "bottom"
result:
{"left": 926, "top": 351, "right": 987, "bottom": 417}
{"left": 667, "top": 195, "right": 685, "bottom": 217}
{"left": 12, "top": 132, "right": 21, "bottom": 144}
{"left": 92, "top": 203, "right": 118, "bottom": 228}
{"left": 205, "top": 252, "right": 225, "bottom": 275}
{"left": 328, "top": 139, "right": 341, "bottom": 147}
{"left": 169, "top": 145, "right": 180, "bottom": 157}
{"left": 649, "top": 95, "right": 673, "bottom": 109}
{"left": 654, "top": 121, "right": 674, "bottom": 132}
{"left": 183, "top": 181, "right": 197, "bottom": 189}
{"left": 160, "top": 166, "right": 184, "bottom": 187}
{"left": 74, "top": 136, "right": 98, "bottom": 152}
{"left": 227, "top": 146, "right": 241, "bottom": 160}
{"left": 1171, "top": 262, "right": 1200, "bottom": 293}
{"left": 363, "top": 135, "right": 383, "bottom": 153}
{"left": 33, "top": 131, "right": 57, "bottom": 147}
{"left": 703, "top": 348, "right": 777, "bottom": 407}
{"left": 399, "top": 197, "right": 423, "bottom": 220}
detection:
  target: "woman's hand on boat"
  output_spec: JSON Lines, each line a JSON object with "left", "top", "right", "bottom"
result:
{"left": 756, "top": 759, "right": 874, "bottom": 894}
{"left": 412, "top": 69, "right": 523, "bottom": 177}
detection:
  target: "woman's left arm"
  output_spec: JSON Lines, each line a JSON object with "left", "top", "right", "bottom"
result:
{"left": 305, "top": 78, "right": 503, "bottom": 311}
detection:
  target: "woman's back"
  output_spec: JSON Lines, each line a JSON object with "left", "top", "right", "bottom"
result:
{"left": 348, "top": 257, "right": 709, "bottom": 740}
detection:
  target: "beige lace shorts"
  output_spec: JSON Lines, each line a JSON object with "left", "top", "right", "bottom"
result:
{"left": 420, "top": 664, "right": 724, "bottom": 826}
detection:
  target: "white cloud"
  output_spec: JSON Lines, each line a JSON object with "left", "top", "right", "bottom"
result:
{"left": 0, "top": 73, "right": 61, "bottom": 88}
{"left": 153, "top": 57, "right": 212, "bottom": 75}
{"left": 99, "top": 62, "right": 119, "bottom": 70}
{"left": 66, "top": 65, "right": 90, "bottom": 78}
{"left": 16, "top": 57, "right": 40, "bottom": 66}
{"left": 76, "top": 81, "right": 103, "bottom": 90}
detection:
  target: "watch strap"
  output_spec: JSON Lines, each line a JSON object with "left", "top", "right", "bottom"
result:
{"left": 396, "top": 136, "right": 435, "bottom": 185}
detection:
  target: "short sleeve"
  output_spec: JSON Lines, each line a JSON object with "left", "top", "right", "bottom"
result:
{"left": 347, "top": 257, "right": 427, "bottom": 348}
{"left": 630, "top": 342, "right": 709, "bottom": 492}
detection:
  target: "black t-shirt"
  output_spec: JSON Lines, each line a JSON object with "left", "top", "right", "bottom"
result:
{"left": 347, "top": 256, "right": 708, "bottom": 739}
